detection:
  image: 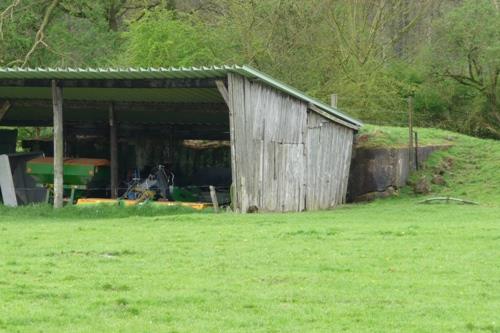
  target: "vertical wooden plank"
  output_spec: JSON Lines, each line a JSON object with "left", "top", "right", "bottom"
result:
{"left": 52, "top": 80, "right": 64, "bottom": 209}
{"left": 341, "top": 132, "right": 354, "bottom": 204}
{"left": 408, "top": 96, "right": 414, "bottom": 171}
{"left": 301, "top": 110, "right": 309, "bottom": 211}
{"left": 259, "top": 120, "right": 265, "bottom": 209}
{"left": 305, "top": 111, "right": 355, "bottom": 210}
{"left": 332, "top": 124, "right": 345, "bottom": 206}
{"left": 229, "top": 74, "right": 308, "bottom": 212}
{"left": 0, "top": 154, "right": 17, "bottom": 207}
{"left": 109, "top": 103, "right": 118, "bottom": 199}
{"left": 209, "top": 185, "right": 219, "bottom": 213}
{"left": 227, "top": 74, "right": 240, "bottom": 212}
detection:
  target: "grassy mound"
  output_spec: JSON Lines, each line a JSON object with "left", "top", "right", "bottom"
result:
{"left": 357, "top": 124, "right": 460, "bottom": 148}
{"left": 357, "top": 125, "right": 500, "bottom": 205}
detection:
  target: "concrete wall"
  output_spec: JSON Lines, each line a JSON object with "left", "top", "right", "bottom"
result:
{"left": 347, "top": 145, "right": 451, "bottom": 202}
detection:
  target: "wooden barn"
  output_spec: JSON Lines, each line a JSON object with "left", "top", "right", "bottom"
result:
{"left": 0, "top": 65, "right": 361, "bottom": 212}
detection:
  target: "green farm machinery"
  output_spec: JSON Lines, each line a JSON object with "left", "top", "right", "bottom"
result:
{"left": 26, "top": 157, "right": 110, "bottom": 204}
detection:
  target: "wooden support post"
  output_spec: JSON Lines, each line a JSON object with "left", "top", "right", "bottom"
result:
{"left": 109, "top": 103, "right": 118, "bottom": 199}
{"left": 330, "top": 94, "right": 338, "bottom": 108}
{"left": 408, "top": 96, "right": 414, "bottom": 172}
{"left": 217, "top": 77, "right": 238, "bottom": 211}
{"left": 209, "top": 185, "right": 219, "bottom": 213}
{"left": 414, "top": 131, "right": 419, "bottom": 170}
{"left": 52, "top": 80, "right": 64, "bottom": 208}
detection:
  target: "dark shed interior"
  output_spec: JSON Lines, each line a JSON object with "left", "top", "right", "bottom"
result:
{"left": 0, "top": 68, "right": 237, "bottom": 204}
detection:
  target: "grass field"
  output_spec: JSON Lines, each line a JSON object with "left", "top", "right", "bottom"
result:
{"left": 0, "top": 128, "right": 499, "bottom": 332}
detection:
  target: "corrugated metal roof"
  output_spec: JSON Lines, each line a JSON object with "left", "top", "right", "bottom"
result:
{"left": 0, "top": 65, "right": 362, "bottom": 127}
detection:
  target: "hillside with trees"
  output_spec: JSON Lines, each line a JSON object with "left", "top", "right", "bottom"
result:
{"left": 1, "top": 0, "right": 498, "bottom": 138}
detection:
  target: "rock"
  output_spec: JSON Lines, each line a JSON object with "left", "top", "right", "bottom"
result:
{"left": 355, "top": 134, "right": 370, "bottom": 145}
{"left": 431, "top": 174, "right": 446, "bottom": 186}
{"left": 414, "top": 177, "right": 431, "bottom": 194}
{"left": 247, "top": 205, "right": 259, "bottom": 213}
{"left": 434, "top": 156, "right": 454, "bottom": 175}
{"left": 446, "top": 135, "right": 456, "bottom": 141}
{"left": 434, "top": 166, "right": 446, "bottom": 175}
{"left": 353, "top": 186, "right": 398, "bottom": 202}
{"left": 442, "top": 157, "right": 454, "bottom": 170}
{"left": 385, "top": 186, "right": 397, "bottom": 195}
{"left": 354, "top": 192, "right": 378, "bottom": 202}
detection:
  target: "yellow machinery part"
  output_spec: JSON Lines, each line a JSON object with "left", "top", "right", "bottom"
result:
{"left": 75, "top": 198, "right": 210, "bottom": 210}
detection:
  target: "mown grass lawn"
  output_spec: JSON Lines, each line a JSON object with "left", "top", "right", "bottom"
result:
{"left": 0, "top": 198, "right": 499, "bottom": 333}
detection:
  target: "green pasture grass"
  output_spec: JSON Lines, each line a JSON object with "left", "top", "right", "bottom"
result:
{"left": 0, "top": 126, "right": 498, "bottom": 332}
{"left": 405, "top": 131, "right": 500, "bottom": 204}
{"left": 359, "top": 124, "right": 500, "bottom": 205}
{"left": 0, "top": 199, "right": 499, "bottom": 332}
{"left": 0, "top": 202, "right": 208, "bottom": 220}
{"left": 357, "top": 124, "right": 462, "bottom": 148}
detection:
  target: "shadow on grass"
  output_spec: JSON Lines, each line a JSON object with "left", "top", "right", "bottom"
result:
{"left": 0, "top": 202, "right": 212, "bottom": 220}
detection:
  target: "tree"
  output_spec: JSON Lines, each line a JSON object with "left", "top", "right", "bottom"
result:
{"left": 120, "top": 9, "right": 220, "bottom": 67}
{"left": 0, "top": 0, "right": 170, "bottom": 67}
{"left": 429, "top": 0, "right": 500, "bottom": 138}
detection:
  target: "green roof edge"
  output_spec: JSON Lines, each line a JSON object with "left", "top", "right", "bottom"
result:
{"left": 236, "top": 65, "right": 362, "bottom": 128}
{"left": 0, "top": 64, "right": 362, "bottom": 127}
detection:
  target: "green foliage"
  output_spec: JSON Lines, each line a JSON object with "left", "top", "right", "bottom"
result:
{"left": 121, "top": 10, "right": 220, "bottom": 67}
{"left": 0, "top": 0, "right": 499, "bottom": 139}
{"left": 0, "top": 0, "right": 121, "bottom": 67}
{"left": 426, "top": 0, "right": 500, "bottom": 138}
{"left": 431, "top": 0, "right": 500, "bottom": 75}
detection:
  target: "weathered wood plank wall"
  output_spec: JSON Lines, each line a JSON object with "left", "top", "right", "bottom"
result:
{"left": 305, "top": 111, "right": 354, "bottom": 210}
{"left": 228, "top": 73, "right": 354, "bottom": 212}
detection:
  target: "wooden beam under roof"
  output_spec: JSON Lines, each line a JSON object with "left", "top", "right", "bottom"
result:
{"left": 0, "top": 99, "right": 229, "bottom": 127}
{"left": 0, "top": 101, "right": 10, "bottom": 121}
{"left": 7, "top": 99, "right": 228, "bottom": 112}
{"left": 0, "top": 78, "right": 225, "bottom": 89}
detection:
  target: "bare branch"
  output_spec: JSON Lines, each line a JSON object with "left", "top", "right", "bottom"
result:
{"left": 327, "top": 7, "right": 364, "bottom": 65}
{"left": 21, "top": 0, "right": 59, "bottom": 68}
{"left": 0, "top": 0, "right": 21, "bottom": 40}
{"left": 444, "top": 71, "right": 485, "bottom": 91}
{"left": 386, "top": 0, "right": 433, "bottom": 47}
{"left": 361, "top": 0, "right": 388, "bottom": 64}
{"left": 492, "top": 0, "right": 499, "bottom": 11}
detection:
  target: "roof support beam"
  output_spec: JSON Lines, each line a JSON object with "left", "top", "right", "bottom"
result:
{"left": 0, "top": 101, "right": 10, "bottom": 121}
{"left": 7, "top": 99, "right": 227, "bottom": 113}
{"left": 308, "top": 104, "right": 360, "bottom": 131}
{"left": 215, "top": 80, "right": 229, "bottom": 106}
{"left": 52, "top": 80, "right": 64, "bottom": 209}
{"left": 0, "top": 78, "right": 223, "bottom": 89}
